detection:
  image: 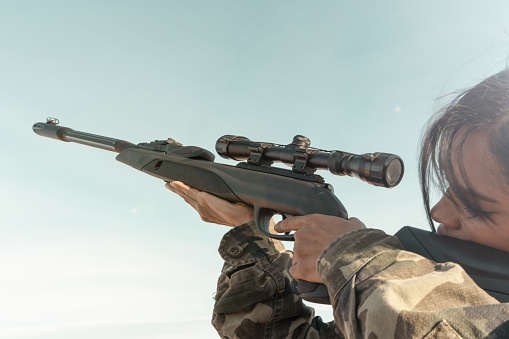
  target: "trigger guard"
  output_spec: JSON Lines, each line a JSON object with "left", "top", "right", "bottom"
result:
{"left": 254, "top": 206, "right": 295, "bottom": 241}
{"left": 297, "top": 281, "right": 331, "bottom": 304}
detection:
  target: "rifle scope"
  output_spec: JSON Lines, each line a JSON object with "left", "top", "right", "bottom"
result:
{"left": 216, "top": 135, "right": 404, "bottom": 188}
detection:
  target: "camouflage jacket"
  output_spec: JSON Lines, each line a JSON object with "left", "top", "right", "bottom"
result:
{"left": 212, "top": 221, "right": 509, "bottom": 338}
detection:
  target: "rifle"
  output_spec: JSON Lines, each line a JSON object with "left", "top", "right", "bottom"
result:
{"left": 33, "top": 118, "right": 509, "bottom": 304}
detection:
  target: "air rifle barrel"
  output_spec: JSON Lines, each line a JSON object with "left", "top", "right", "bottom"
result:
{"left": 33, "top": 119, "right": 136, "bottom": 153}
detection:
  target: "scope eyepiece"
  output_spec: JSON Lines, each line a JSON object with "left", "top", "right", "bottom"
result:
{"left": 331, "top": 152, "right": 404, "bottom": 188}
{"left": 372, "top": 153, "right": 404, "bottom": 187}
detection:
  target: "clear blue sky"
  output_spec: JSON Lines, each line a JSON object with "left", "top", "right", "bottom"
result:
{"left": 1, "top": 1, "right": 509, "bottom": 337}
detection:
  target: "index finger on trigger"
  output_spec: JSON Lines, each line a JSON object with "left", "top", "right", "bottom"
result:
{"left": 274, "top": 216, "right": 307, "bottom": 233}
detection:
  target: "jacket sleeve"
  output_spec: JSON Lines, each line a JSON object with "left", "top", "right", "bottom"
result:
{"left": 317, "top": 228, "right": 509, "bottom": 338}
{"left": 212, "top": 221, "right": 343, "bottom": 339}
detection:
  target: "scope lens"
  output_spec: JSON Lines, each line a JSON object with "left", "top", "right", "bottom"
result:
{"left": 385, "top": 158, "right": 403, "bottom": 187}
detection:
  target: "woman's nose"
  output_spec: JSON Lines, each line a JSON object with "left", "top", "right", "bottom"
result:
{"left": 430, "top": 193, "right": 461, "bottom": 229}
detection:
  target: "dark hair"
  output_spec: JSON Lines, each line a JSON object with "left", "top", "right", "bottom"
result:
{"left": 420, "top": 68, "right": 509, "bottom": 231}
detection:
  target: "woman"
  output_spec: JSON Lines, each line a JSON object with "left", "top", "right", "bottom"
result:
{"left": 167, "top": 69, "right": 509, "bottom": 338}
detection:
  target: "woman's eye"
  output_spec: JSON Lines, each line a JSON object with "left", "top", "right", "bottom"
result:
{"left": 463, "top": 206, "right": 496, "bottom": 221}
{"left": 463, "top": 207, "right": 479, "bottom": 218}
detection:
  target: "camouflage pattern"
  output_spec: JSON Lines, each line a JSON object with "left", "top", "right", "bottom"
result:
{"left": 212, "top": 221, "right": 340, "bottom": 338}
{"left": 212, "top": 222, "right": 509, "bottom": 338}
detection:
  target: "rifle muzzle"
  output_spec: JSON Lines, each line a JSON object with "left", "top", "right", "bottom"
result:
{"left": 33, "top": 119, "right": 137, "bottom": 153}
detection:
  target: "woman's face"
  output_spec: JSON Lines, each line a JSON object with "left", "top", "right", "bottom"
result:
{"left": 431, "top": 131, "right": 509, "bottom": 252}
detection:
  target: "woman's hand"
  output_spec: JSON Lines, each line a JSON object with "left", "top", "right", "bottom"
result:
{"left": 165, "top": 181, "right": 255, "bottom": 227}
{"left": 274, "top": 214, "right": 366, "bottom": 282}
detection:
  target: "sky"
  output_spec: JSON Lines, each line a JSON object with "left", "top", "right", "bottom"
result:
{"left": 1, "top": 1, "right": 509, "bottom": 338}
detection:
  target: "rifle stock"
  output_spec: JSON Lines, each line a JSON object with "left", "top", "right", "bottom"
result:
{"left": 395, "top": 226, "right": 509, "bottom": 303}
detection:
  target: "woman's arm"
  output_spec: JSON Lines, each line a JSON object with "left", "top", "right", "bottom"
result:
{"left": 212, "top": 221, "right": 341, "bottom": 338}
{"left": 166, "top": 181, "right": 343, "bottom": 338}
{"left": 276, "top": 215, "right": 509, "bottom": 338}
{"left": 318, "top": 228, "right": 509, "bottom": 338}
